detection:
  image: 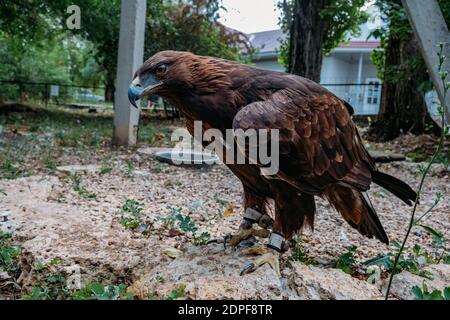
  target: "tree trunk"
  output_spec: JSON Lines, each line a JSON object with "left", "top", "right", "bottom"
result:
{"left": 368, "top": 33, "right": 440, "bottom": 141}
{"left": 288, "top": 0, "right": 326, "bottom": 82}
{"left": 104, "top": 80, "right": 115, "bottom": 103}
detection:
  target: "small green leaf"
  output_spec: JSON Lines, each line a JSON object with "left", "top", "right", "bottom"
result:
{"left": 412, "top": 286, "right": 423, "bottom": 300}
{"left": 417, "top": 224, "right": 443, "bottom": 240}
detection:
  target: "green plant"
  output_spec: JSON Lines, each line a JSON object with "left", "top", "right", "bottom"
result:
{"left": 288, "top": 236, "right": 317, "bottom": 265}
{"left": 155, "top": 207, "right": 210, "bottom": 246}
{"left": 154, "top": 206, "right": 182, "bottom": 229}
{"left": 99, "top": 165, "right": 112, "bottom": 175}
{"left": 119, "top": 199, "right": 148, "bottom": 231}
{"left": 334, "top": 245, "right": 357, "bottom": 274}
{"left": 365, "top": 241, "right": 434, "bottom": 279}
{"left": 176, "top": 214, "right": 197, "bottom": 234}
{"left": 385, "top": 43, "right": 449, "bottom": 299}
{"left": 124, "top": 160, "right": 134, "bottom": 178}
{"left": 0, "top": 231, "right": 20, "bottom": 273}
{"left": 70, "top": 282, "right": 133, "bottom": 300}
{"left": 412, "top": 282, "right": 450, "bottom": 300}
{"left": 71, "top": 174, "right": 97, "bottom": 200}
{"left": 164, "top": 284, "right": 186, "bottom": 300}
{"left": 193, "top": 232, "right": 211, "bottom": 246}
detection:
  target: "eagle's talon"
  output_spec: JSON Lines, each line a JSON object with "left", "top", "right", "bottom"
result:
{"left": 236, "top": 236, "right": 258, "bottom": 248}
{"left": 240, "top": 262, "right": 256, "bottom": 275}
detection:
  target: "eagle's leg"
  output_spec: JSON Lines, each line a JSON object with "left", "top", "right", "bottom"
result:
{"left": 239, "top": 206, "right": 287, "bottom": 290}
{"left": 224, "top": 207, "right": 273, "bottom": 248}
{"left": 239, "top": 232, "right": 286, "bottom": 289}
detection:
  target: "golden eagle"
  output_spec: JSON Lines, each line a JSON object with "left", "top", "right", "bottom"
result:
{"left": 128, "top": 51, "right": 416, "bottom": 278}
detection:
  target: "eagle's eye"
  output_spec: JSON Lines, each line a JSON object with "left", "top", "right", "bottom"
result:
{"left": 155, "top": 64, "right": 168, "bottom": 78}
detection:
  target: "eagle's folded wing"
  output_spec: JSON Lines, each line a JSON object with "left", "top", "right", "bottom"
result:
{"left": 232, "top": 89, "right": 375, "bottom": 194}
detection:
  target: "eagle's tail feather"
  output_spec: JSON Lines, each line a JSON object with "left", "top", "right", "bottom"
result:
{"left": 325, "top": 186, "right": 389, "bottom": 244}
{"left": 372, "top": 171, "right": 417, "bottom": 206}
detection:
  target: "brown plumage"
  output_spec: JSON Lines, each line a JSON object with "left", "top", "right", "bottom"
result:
{"left": 132, "top": 50, "right": 417, "bottom": 244}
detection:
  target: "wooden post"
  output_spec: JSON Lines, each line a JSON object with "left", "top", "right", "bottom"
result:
{"left": 402, "top": 0, "right": 450, "bottom": 124}
{"left": 113, "top": 0, "right": 147, "bottom": 146}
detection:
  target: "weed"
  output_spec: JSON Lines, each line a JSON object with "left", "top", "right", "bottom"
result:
{"left": 0, "top": 231, "right": 20, "bottom": 273}
{"left": 193, "top": 232, "right": 211, "bottom": 246}
{"left": 288, "top": 236, "right": 317, "bottom": 265}
{"left": 155, "top": 207, "right": 210, "bottom": 246}
{"left": 70, "top": 282, "right": 133, "bottom": 300}
{"left": 70, "top": 174, "right": 97, "bottom": 200}
{"left": 365, "top": 242, "right": 434, "bottom": 279}
{"left": 154, "top": 206, "right": 182, "bottom": 230}
{"left": 164, "top": 284, "right": 186, "bottom": 300}
{"left": 412, "top": 282, "right": 450, "bottom": 300}
{"left": 124, "top": 160, "right": 134, "bottom": 177}
{"left": 334, "top": 245, "right": 357, "bottom": 274}
{"left": 147, "top": 284, "right": 186, "bottom": 300}
{"left": 118, "top": 199, "right": 148, "bottom": 232}
{"left": 99, "top": 165, "right": 112, "bottom": 175}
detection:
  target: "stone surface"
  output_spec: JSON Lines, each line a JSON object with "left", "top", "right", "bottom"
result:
{"left": 385, "top": 264, "right": 450, "bottom": 300}
{"left": 56, "top": 164, "right": 102, "bottom": 175}
{"left": 288, "top": 262, "right": 383, "bottom": 300}
{"left": 368, "top": 151, "right": 406, "bottom": 163}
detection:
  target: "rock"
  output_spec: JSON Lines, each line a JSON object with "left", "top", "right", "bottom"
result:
{"left": 384, "top": 264, "right": 450, "bottom": 300}
{"left": 128, "top": 245, "right": 286, "bottom": 300}
{"left": 368, "top": 151, "right": 406, "bottom": 163}
{"left": 0, "top": 271, "right": 11, "bottom": 281}
{"left": 56, "top": 164, "right": 101, "bottom": 175}
{"left": 0, "top": 220, "right": 17, "bottom": 234}
{"left": 288, "top": 262, "right": 383, "bottom": 300}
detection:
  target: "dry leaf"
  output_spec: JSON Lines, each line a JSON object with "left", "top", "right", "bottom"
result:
{"left": 161, "top": 247, "right": 183, "bottom": 259}
{"left": 223, "top": 204, "right": 235, "bottom": 217}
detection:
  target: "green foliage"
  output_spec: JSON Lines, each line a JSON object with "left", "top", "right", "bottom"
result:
{"left": 370, "top": 0, "right": 450, "bottom": 84}
{"left": 288, "top": 236, "right": 318, "bottom": 265}
{"left": 334, "top": 245, "right": 357, "bottom": 274}
{"left": 193, "top": 232, "right": 211, "bottom": 246}
{"left": 70, "top": 282, "right": 133, "bottom": 300}
{"left": 0, "top": 231, "right": 20, "bottom": 273}
{"left": 164, "top": 284, "right": 187, "bottom": 300}
{"left": 365, "top": 242, "right": 435, "bottom": 279}
{"left": 119, "top": 199, "right": 148, "bottom": 232}
{"left": 0, "top": 0, "right": 249, "bottom": 101}
{"left": 384, "top": 44, "right": 449, "bottom": 299}
{"left": 412, "top": 283, "right": 450, "bottom": 300}
{"left": 277, "top": 0, "right": 367, "bottom": 71}
{"left": 148, "top": 284, "right": 186, "bottom": 300}
{"left": 71, "top": 174, "right": 97, "bottom": 200}
{"left": 155, "top": 206, "right": 210, "bottom": 246}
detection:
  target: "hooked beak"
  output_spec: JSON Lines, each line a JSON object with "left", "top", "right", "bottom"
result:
{"left": 128, "top": 77, "right": 143, "bottom": 108}
{"left": 128, "top": 75, "right": 163, "bottom": 108}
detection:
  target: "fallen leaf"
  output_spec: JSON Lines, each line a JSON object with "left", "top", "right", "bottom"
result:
{"left": 223, "top": 204, "right": 235, "bottom": 217}
{"left": 162, "top": 247, "right": 183, "bottom": 259}
{"left": 168, "top": 228, "right": 184, "bottom": 237}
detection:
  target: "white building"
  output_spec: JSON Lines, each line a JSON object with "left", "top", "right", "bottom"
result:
{"left": 248, "top": 23, "right": 382, "bottom": 115}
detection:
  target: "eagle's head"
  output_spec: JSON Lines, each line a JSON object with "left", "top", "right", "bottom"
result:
{"left": 128, "top": 50, "right": 230, "bottom": 108}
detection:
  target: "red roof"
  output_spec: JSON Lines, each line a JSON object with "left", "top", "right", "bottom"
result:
{"left": 338, "top": 41, "right": 381, "bottom": 49}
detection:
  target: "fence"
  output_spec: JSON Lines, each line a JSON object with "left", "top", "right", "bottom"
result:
{"left": 322, "top": 83, "right": 382, "bottom": 116}
{"left": 0, "top": 80, "right": 111, "bottom": 108}
{"left": 1, "top": 80, "right": 381, "bottom": 117}
{"left": 0, "top": 80, "right": 183, "bottom": 118}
